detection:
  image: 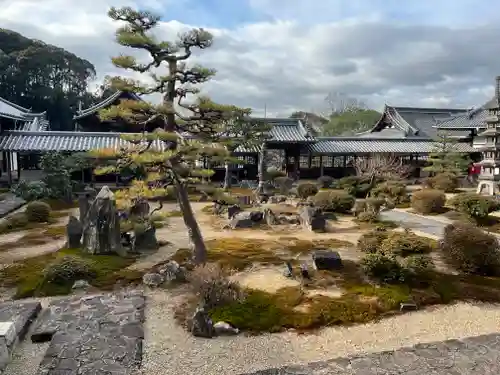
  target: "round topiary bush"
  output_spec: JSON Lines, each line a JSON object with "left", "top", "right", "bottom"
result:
{"left": 317, "top": 175, "right": 334, "bottom": 189}
{"left": 266, "top": 167, "right": 286, "bottom": 181}
{"left": 410, "top": 189, "right": 446, "bottom": 214}
{"left": 441, "top": 222, "right": 500, "bottom": 275}
{"left": 360, "top": 253, "right": 406, "bottom": 283}
{"left": 335, "top": 176, "right": 372, "bottom": 198}
{"left": 274, "top": 176, "right": 294, "bottom": 195}
{"left": 296, "top": 182, "right": 319, "bottom": 200}
{"left": 25, "top": 201, "right": 51, "bottom": 222}
{"left": 379, "top": 230, "right": 433, "bottom": 256}
{"left": 448, "top": 193, "right": 499, "bottom": 221}
{"left": 403, "top": 254, "right": 434, "bottom": 279}
{"left": 356, "top": 211, "right": 379, "bottom": 223}
{"left": 43, "top": 255, "right": 96, "bottom": 284}
{"left": 357, "top": 228, "right": 389, "bottom": 253}
{"left": 309, "top": 190, "right": 355, "bottom": 213}
{"left": 425, "top": 172, "right": 458, "bottom": 193}
{"left": 371, "top": 181, "right": 408, "bottom": 205}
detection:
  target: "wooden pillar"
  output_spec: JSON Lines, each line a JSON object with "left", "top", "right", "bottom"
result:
{"left": 319, "top": 155, "right": 324, "bottom": 177}
{"left": 16, "top": 153, "right": 21, "bottom": 181}
{"left": 343, "top": 155, "right": 347, "bottom": 168}
{"left": 294, "top": 150, "right": 300, "bottom": 180}
{"left": 308, "top": 152, "right": 312, "bottom": 169}
{"left": 6, "top": 152, "right": 12, "bottom": 186}
{"left": 283, "top": 149, "right": 289, "bottom": 176}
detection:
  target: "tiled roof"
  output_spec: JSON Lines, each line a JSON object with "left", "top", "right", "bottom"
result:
{"left": 308, "top": 137, "right": 476, "bottom": 154}
{"left": 0, "top": 131, "right": 167, "bottom": 152}
{"left": 252, "top": 117, "right": 315, "bottom": 142}
{"left": 0, "top": 97, "right": 47, "bottom": 121}
{"left": 73, "top": 91, "right": 143, "bottom": 120}
{"left": 370, "top": 106, "right": 469, "bottom": 139}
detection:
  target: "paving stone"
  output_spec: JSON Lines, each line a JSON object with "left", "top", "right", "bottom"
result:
{"left": 240, "top": 333, "right": 500, "bottom": 374}
{"left": 32, "top": 290, "right": 145, "bottom": 375}
{"left": 0, "top": 301, "right": 42, "bottom": 372}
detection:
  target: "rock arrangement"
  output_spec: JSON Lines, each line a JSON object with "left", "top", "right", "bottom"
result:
{"left": 142, "top": 260, "right": 186, "bottom": 288}
{"left": 298, "top": 206, "right": 326, "bottom": 232}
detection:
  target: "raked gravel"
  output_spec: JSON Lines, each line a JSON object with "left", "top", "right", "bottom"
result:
{"left": 139, "top": 290, "right": 500, "bottom": 375}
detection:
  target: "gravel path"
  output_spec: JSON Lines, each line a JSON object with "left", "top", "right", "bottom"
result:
{"left": 380, "top": 209, "right": 449, "bottom": 237}
{"left": 139, "top": 290, "right": 500, "bottom": 375}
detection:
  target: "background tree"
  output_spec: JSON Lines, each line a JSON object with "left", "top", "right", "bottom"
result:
{"left": 424, "top": 131, "right": 470, "bottom": 176}
{"left": 0, "top": 28, "right": 96, "bottom": 130}
{"left": 354, "top": 153, "right": 411, "bottom": 185}
{"left": 92, "top": 6, "right": 242, "bottom": 264}
{"left": 219, "top": 112, "right": 271, "bottom": 190}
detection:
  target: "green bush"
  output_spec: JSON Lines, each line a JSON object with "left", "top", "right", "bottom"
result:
{"left": 361, "top": 253, "right": 407, "bottom": 283}
{"left": 25, "top": 201, "right": 51, "bottom": 222}
{"left": 335, "top": 176, "right": 372, "bottom": 198}
{"left": 317, "top": 176, "right": 334, "bottom": 188}
{"left": 266, "top": 167, "right": 286, "bottom": 181}
{"left": 309, "top": 190, "right": 355, "bottom": 213}
{"left": 43, "top": 255, "right": 96, "bottom": 284}
{"left": 297, "top": 182, "right": 319, "bottom": 200}
{"left": 425, "top": 172, "right": 458, "bottom": 193}
{"left": 371, "top": 181, "right": 408, "bottom": 205}
{"left": 0, "top": 212, "right": 29, "bottom": 233}
{"left": 404, "top": 255, "right": 434, "bottom": 279}
{"left": 356, "top": 211, "right": 379, "bottom": 223}
{"left": 11, "top": 180, "right": 47, "bottom": 201}
{"left": 380, "top": 230, "right": 433, "bottom": 256}
{"left": 357, "top": 228, "right": 389, "bottom": 253}
{"left": 274, "top": 176, "right": 294, "bottom": 195}
{"left": 411, "top": 189, "right": 446, "bottom": 214}
{"left": 448, "top": 193, "right": 499, "bottom": 220}
{"left": 441, "top": 222, "right": 500, "bottom": 276}
{"left": 365, "top": 198, "right": 385, "bottom": 214}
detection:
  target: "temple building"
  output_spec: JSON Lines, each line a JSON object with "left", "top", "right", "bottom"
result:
{"left": 0, "top": 83, "right": 488, "bottom": 186}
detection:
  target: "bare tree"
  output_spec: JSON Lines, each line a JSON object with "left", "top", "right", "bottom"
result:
{"left": 354, "top": 154, "right": 412, "bottom": 184}
{"left": 324, "top": 92, "right": 368, "bottom": 115}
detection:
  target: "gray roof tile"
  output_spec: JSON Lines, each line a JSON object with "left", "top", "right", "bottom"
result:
{"left": 253, "top": 117, "right": 315, "bottom": 142}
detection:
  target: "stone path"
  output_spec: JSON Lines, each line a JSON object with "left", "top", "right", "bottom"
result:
{"left": 0, "top": 301, "right": 41, "bottom": 372}
{"left": 30, "top": 290, "right": 145, "bottom": 374}
{"left": 380, "top": 209, "right": 449, "bottom": 237}
{"left": 0, "top": 194, "right": 25, "bottom": 220}
{"left": 241, "top": 332, "right": 500, "bottom": 374}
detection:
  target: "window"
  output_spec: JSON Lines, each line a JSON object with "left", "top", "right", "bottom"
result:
{"left": 333, "top": 156, "right": 344, "bottom": 167}
{"left": 299, "top": 155, "right": 309, "bottom": 168}
{"left": 311, "top": 156, "right": 321, "bottom": 167}
{"left": 322, "top": 156, "right": 333, "bottom": 167}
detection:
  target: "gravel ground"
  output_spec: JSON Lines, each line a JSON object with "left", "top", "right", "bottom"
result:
{"left": 139, "top": 289, "right": 500, "bottom": 375}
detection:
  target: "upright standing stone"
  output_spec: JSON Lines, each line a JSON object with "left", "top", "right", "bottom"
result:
{"left": 78, "top": 194, "right": 91, "bottom": 223}
{"left": 66, "top": 215, "right": 83, "bottom": 248}
{"left": 82, "top": 186, "right": 124, "bottom": 255}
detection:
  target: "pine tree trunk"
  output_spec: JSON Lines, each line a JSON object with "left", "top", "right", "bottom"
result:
{"left": 174, "top": 181, "right": 207, "bottom": 264}
{"left": 256, "top": 142, "right": 267, "bottom": 194}
{"left": 223, "top": 163, "right": 231, "bottom": 191}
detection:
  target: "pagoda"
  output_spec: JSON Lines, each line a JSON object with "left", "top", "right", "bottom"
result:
{"left": 476, "top": 76, "right": 500, "bottom": 195}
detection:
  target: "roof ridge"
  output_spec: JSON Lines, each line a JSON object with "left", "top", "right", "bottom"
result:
{"left": 73, "top": 91, "right": 143, "bottom": 120}
{"left": 0, "top": 96, "right": 31, "bottom": 113}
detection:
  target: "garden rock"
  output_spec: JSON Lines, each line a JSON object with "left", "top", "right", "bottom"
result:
{"left": 158, "top": 260, "right": 186, "bottom": 283}
{"left": 191, "top": 307, "right": 215, "bottom": 338}
{"left": 298, "top": 206, "right": 326, "bottom": 232}
{"left": 71, "top": 279, "right": 90, "bottom": 290}
{"left": 263, "top": 208, "right": 278, "bottom": 225}
{"left": 400, "top": 302, "right": 418, "bottom": 311}
{"left": 283, "top": 261, "right": 293, "bottom": 278}
{"left": 81, "top": 186, "right": 124, "bottom": 256}
{"left": 142, "top": 272, "right": 164, "bottom": 288}
{"left": 269, "top": 195, "right": 287, "bottom": 204}
{"left": 278, "top": 214, "right": 300, "bottom": 225}
{"left": 213, "top": 321, "right": 239, "bottom": 336}
{"left": 249, "top": 211, "right": 263, "bottom": 222}
{"left": 133, "top": 225, "right": 158, "bottom": 251}
{"left": 227, "top": 204, "right": 241, "bottom": 219}
{"left": 312, "top": 250, "right": 343, "bottom": 270}
{"left": 230, "top": 212, "right": 255, "bottom": 229}
{"left": 66, "top": 215, "right": 83, "bottom": 248}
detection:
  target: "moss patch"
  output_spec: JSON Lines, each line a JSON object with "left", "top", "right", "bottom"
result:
{"left": 0, "top": 248, "right": 142, "bottom": 299}
{"left": 41, "top": 199, "right": 78, "bottom": 211}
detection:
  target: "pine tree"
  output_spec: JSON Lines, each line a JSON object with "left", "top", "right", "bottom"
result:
{"left": 424, "top": 131, "right": 470, "bottom": 175}
{"left": 90, "top": 6, "right": 244, "bottom": 264}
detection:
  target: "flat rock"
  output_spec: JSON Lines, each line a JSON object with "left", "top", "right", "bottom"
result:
{"left": 31, "top": 290, "right": 145, "bottom": 374}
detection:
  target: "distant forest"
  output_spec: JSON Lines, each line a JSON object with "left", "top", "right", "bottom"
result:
{"left": 0, "top": 28, "right": 110, "bottom": 130}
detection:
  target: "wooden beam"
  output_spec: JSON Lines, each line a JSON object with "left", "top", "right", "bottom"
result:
{"left": 6, "top": 152, "right": 12, "bottom": 186}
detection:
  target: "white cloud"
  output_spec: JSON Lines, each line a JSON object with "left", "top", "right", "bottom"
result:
{"left": 2, "top": 0, "right": 500, "bottom": 117}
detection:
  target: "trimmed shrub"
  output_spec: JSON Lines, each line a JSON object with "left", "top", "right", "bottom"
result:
{"left": 266, "top": 167, "right": 286, "bottom": 181}
{"left": 274, "top": 176, "right": 294, "bottom": 195}
{"left": 25, "top": 201, "right": 51, "bottom": 222}
{"left": 357, "top": 228, "right": 389, "bottom": 253}
{"left": 441, "top": 222, "right": 500, "bottom": 276}
{"left": 448, "top": 193, "right": 499, "bottom": 220}
{"left": 403, "top": 255, "right": 434, "bottom": 279}
{"left": 297, "top": 182, "right": 319, "bottom": 200}
{"left": 365, "top": 198, "right": 385, "bottom": 214}
{"left": 380, "top": 230, "right": 433, "bottom": 256}
{"left": 317, "top": 175, "right": 334, "bottom": 189}
{"left": 356, "top": 211, "right": 379, "bottom": 223}
{"left": 425, "top": 172, "right": 458, "bottom": 193}
{"left": 189, "top": 263, "right": 245, "bottom": 309}
{"left": 0, "top": 212, "right": 29, "bottom": 233}
{"left": 11, "top": 180, "right": 47, "bottom": 201}
{"left": 371, "top": 181, "right": 408, "bottom": 205}
{"left": 360, "top": 253, "right": 407, "bottom": 283}
{"left": 411, "top": 189, "right": 446, "bottom": 214}
{"left": 335, "top": 176, "right": 373, "bottom": 198}
{"left": 43, "top": 255, "right": 96, "bottom": 284}
{"left": 309, "top": 190, "right": 355, "bottom": 213}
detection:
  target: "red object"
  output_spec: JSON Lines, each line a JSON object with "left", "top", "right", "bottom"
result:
{"left": 472, "top": 165, "right": 481, "bottom": 175}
